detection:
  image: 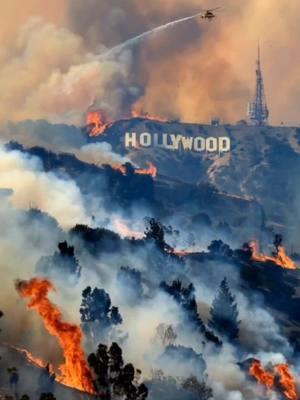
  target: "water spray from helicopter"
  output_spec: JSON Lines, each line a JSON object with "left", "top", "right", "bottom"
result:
{"left": 96, "top": 8, "right": 220, "bottom": 61}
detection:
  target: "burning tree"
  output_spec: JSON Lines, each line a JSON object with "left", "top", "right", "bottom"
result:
{"left": 80, "top": 286, "right": 123, "bottom": 346}
{"left": 248, "top": 234, "right": 297, "bottom": 270}
{"left": 209, "top": 278, "right": 240, "bottom": 341}
{"left": 88, "top": 342, "right": 148, "bottom": 399}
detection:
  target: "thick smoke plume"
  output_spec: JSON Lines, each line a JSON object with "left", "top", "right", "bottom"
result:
{"left": 0, "top": 145, "right": 89, "bottom": 228}
{"left": 1, "top": 1, "right": 300, "bottom": 126}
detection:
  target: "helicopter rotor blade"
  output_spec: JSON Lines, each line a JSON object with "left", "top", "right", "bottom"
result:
{"left": 207, "top": 7, "right": 222, "bottom": 12}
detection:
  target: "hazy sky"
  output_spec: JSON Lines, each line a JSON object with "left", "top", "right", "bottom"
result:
{"left": 0, "top": 0, "right": 299, "bottom": 126}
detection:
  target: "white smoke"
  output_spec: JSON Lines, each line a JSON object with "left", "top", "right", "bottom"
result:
{"left": 0, "top": 145, "right": 90, "bottom": 229}
{"left": 73, "top": 142, "right": 131, "bottom": 167}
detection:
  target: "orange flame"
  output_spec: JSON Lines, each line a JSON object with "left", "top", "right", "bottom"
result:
{"left": 115, "top": 165, "right": 126, "bottom": 175}
{"left": 112, "top": 162, "right": 157, "bottom": 178}
{"left": 131, "top": 105, "right": 168, "bottom": 123}
{"left": 172, "top": 249, "right": 192, "bottom": 257}
{"left": 249, "top": 360, "right": 274, "bottom": 389}
{"left": 275, "top": 364, "right": 298, "bottom": 400}
{"left": 249, "top": 360, "right": 298, "bottom": 400}
{"left": 86, "top": 110, "right": 112, "bottom": 136}
{"left": 135, "top": 162, "right": 158, "bottom": 178}
{"left": 250, "top": 241, "right": 297, "bottom": 270}
{"left": 86, "top": 107, "right": 168, "bottom": 137}
{"left": 9, "top": 344, "right": 49, "bottom": 371}
{"left": 114, "top": 218, "right": 144, "bottom": 239}
{"left": 16, "top": 278, "right": 95, "bottom": 394}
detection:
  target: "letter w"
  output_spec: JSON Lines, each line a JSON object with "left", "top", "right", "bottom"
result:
{"left": 180, "top": 136, "right": 193, "bottom": 151}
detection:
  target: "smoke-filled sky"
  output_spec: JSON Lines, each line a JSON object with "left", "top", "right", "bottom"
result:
{"left": 1, "top": 0, "right": 300, "bottom": 126}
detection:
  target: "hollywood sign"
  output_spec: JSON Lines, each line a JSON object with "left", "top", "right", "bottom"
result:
{"left": 124, "top": 132, "right": 231, "bottom": 153}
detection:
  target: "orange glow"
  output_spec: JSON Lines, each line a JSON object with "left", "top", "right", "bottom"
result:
{"left": 114, "top": 218, "right": 144, "bottom": 239}
{"left": 250, "top": 241, "right": 297, "bottom": 270}
{"left": 10, "top": 344, "right": 50, "bottom": 371}
{"left": 172, "top": 249, "right": 192, "bottom": 257}
{"left": 86, "top": 110, "right": 112, "bottom": 136}
{"left": 249, "top": 360, "right": 298, "bottom": 400}
{"left": 249, "top": 360, "right": 274, "bottom": 389}
{"left": 112, "top": 162, "right": 157, "bottom": 178}
{"left": 86, "top": 107, "right": 168, "bottom": 137}
{"left": 135, "top": 162, "right": 157, "bottom": 178}
{"left": 17, "top": 278, "right": 95, "bottom": 394}
{"left": 275, "top": 364, "right": 298, "bottom": 400}
{"left": 115, "top": 165, "right": 126, "bottom": 175}
{"left": 131, "top": 105, "right": 168, "bottom": 122}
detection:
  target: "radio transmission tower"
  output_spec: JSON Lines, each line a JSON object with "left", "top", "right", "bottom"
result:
{"left": 247, "top": 44, "right": 269, "bottom": 126}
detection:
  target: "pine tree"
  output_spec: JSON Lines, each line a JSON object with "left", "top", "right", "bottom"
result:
{"left": 209, "top": 278, "right": 240, "bottom": 341}
{"left": 160, "top": 280, "right": 221, "bottom": 346}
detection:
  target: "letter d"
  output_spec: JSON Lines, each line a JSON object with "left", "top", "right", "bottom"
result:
{"left": 219, "top": 137, "right": 231, "bottom": 153}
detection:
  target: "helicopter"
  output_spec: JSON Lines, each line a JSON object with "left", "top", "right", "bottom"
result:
{"left": 200, "top": 7, "right": 221, "bottom": 21}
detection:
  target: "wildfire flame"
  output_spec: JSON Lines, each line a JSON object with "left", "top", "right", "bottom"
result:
{"left": 8, "top": 344, "right": 49, "bottom": 371}
{"left": 114, "top": 218, "right": 144, "bottom": 239}
{"left": 275, "top": 364, "right": 298, "bottom": 400}
{"left": 86, "top": 107, "right": 167, "bottom": 137}
{"left": 131, "top": 105, "right": 168, "bottom": 122}
{"left": 249, "top": 360, "right": 274, "bottom": 389}
{"left": 116, "top": 165, "right": 126, "bottom": 175}
{"left": 250, "top": 241, "right": 297, "bottom": 270}
{"left": 113, "top": 162, "right": 158, "bottom": 178}
{"left": 249, "top": 360, "right": 298, "bottom": 400}
{"left": 16, "top": 278, "right": 95, "bottom": 394}
{"left": 171, "top": 249, "right": 192, "bottom": 257}
{"left": 86, "top": 110, "right": 112, "bottom": 136}
{"left": 135, "top": 162, "right": 158, "bottom": 178}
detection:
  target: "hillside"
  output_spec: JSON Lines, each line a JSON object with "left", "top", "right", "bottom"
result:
{"left": 91, "top": 119, "right": 300, "bottom": 246}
